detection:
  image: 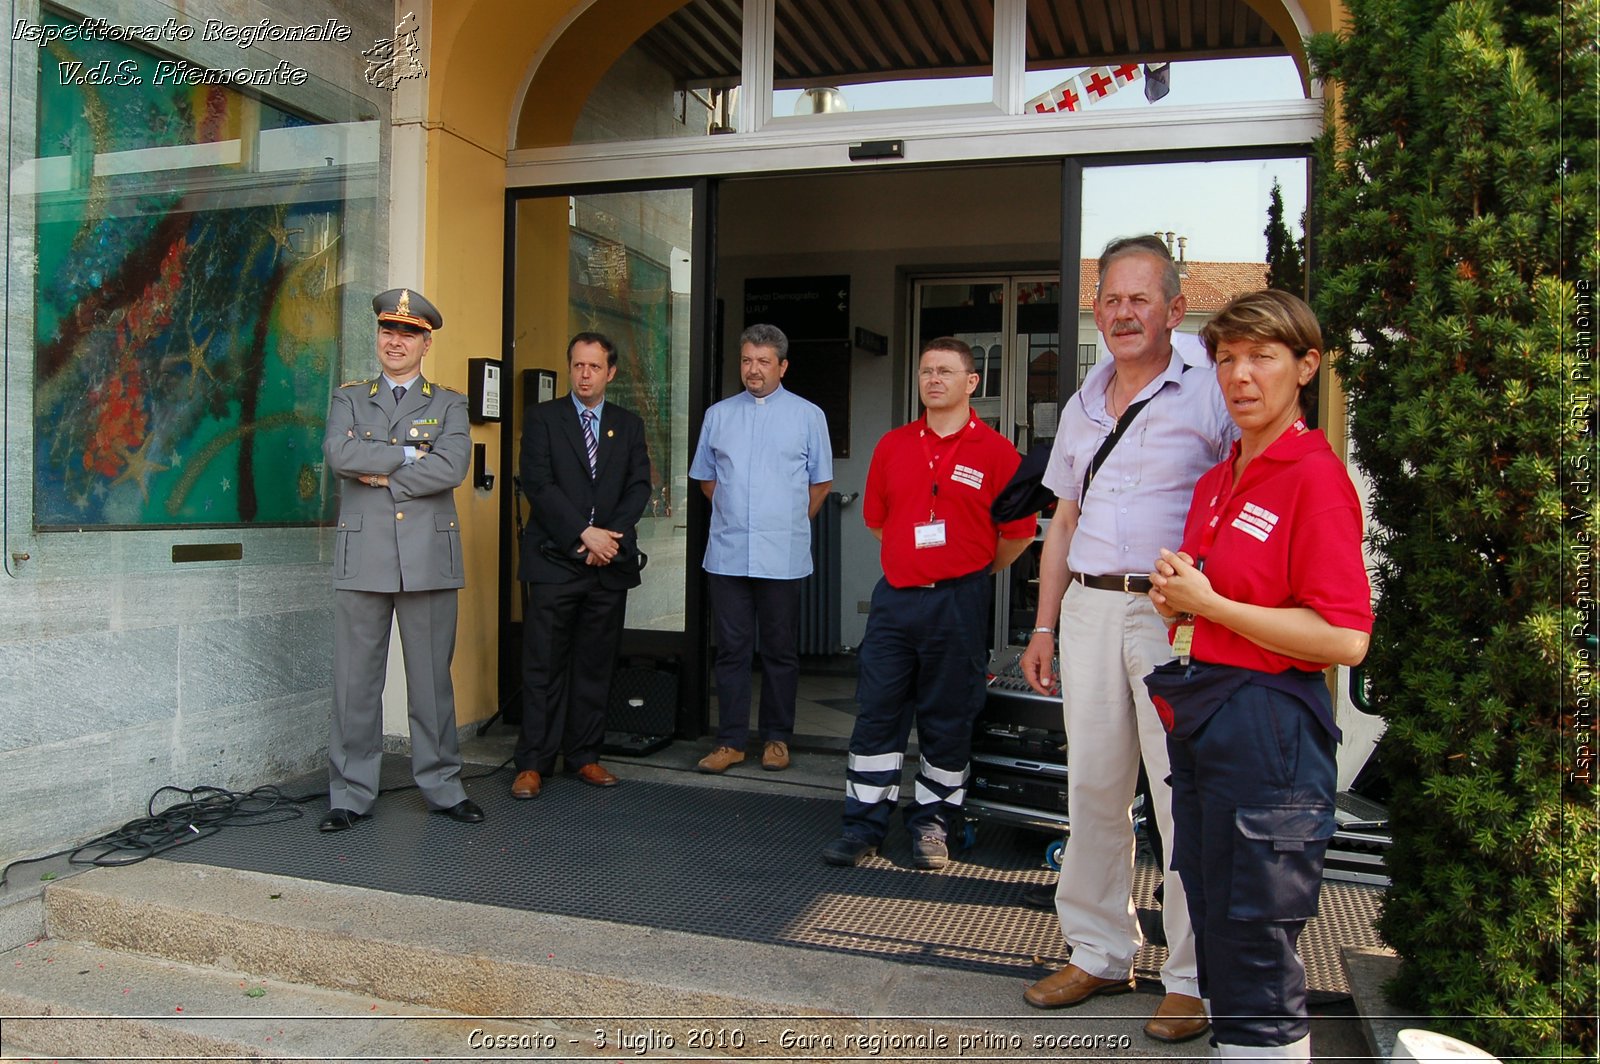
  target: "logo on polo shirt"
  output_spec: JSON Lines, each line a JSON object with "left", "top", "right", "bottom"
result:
{"left": 951, "top": 464, "right": 985, "bottom": 490}
{"left": 1231, "top": 501, "right": 1280, "bottom": 543}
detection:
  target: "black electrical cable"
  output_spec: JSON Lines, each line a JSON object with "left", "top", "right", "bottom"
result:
{"left": 0, "top": 784, "right": 309, "bottom": 887}
{"left": 0, "top": 755, "right": 522, "bottom": 889}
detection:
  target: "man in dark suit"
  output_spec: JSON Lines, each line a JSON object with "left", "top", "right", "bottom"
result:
{"left": 319, "top": 288, "right": 484, "bottom": 832}
{"left": 513, "top": 332, "right": 652, "bottom": 798}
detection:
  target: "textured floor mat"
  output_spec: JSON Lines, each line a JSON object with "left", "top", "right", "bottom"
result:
{"left": 159, "top": 758, "right": 1381, "bottom": 993}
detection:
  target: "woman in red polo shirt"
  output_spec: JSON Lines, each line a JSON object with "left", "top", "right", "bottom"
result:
{"left": 1145, "top": 289, "right": 1372, "bottom": 1062}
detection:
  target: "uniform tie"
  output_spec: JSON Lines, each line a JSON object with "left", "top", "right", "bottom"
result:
{"left": 581, "top": 409, "right": 598, "bottom": 476}
{"left": 392, "top": 384, "right": 406, "bottom": 403}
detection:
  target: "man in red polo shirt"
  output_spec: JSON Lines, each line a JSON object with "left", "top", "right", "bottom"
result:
{"left": 821, "top": 337, "right": 1037, "bottom": 870}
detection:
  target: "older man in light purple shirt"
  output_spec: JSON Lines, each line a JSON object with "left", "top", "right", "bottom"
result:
{"left": 1018, "top": 236, "right": 1236, "bottom": 1046}
{"left": 691, "top": 324, "right": 833, "bottom": 774}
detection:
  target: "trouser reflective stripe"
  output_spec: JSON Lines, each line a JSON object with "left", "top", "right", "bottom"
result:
{"left": 849, "top": 751, "right": 904, "bottom": 773}
{"left": 845, "top": 781, "right": 899, "bottom": 804}
{"left": 839, "top": 574, "right": 991, "bottom": 844}
{"left": 918, "top": 756, "right": 968, "bottom": 787}
{"left": 1214, "top": 1035, "right": 1310, "bottom": 1061}
{"left": 914, "top": 755, "right": 970, "bottom": 808}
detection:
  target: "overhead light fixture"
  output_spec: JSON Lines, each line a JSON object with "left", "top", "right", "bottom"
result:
{"left": 795, "top": 87, "right": 848, "bottom": 115}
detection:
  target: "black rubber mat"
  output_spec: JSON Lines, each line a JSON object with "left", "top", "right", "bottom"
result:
{"left": 159, "top": 757, "right": 1381, "bottom": 992}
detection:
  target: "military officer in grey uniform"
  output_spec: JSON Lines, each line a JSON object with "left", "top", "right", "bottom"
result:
{"left": 318, "top": 288, "right": 485, "bottom": 831}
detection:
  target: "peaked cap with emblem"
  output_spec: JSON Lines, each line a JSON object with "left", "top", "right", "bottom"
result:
{"left": 373, "top": 288, "right": 443, "bottom": 331}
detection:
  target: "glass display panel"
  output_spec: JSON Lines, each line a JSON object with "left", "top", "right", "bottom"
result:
{"left": 23, "top": 7, "right": 383, "bottom": 531}
{"left": 517, "top": 190, "right": 694, "bottom": 633}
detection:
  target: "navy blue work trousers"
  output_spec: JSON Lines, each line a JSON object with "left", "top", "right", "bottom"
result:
{"left": 1167, "top": 680, "right": 1337, "bottom": 1049}
{"left": 708, "top": 573, "right": 802, "bottom": 748}
{"left": 840, "top": 571, "right": 991, "bottom": 844}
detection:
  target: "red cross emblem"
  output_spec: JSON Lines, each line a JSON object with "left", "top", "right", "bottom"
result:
{"left": 1083, "top": 69, "right": 1116, "bottom": 99}
{"left": 1058, "top": 83, "right": 1081, "bottom": 111}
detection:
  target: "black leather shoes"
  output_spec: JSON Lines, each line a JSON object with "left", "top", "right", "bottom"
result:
{"left": 318, "top": 808, "right": 367, "bottom": 833}
{"left": 1020, "top": 880, "right": 1057, "bottom": 909}
{"left": 433, "top": 798, "right": 485, "bottom": 823}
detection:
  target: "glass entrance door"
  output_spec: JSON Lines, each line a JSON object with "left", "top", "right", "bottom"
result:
{"left": 911, "top": 276, "right": 1063, "bottom": 453}
{"left": 504, "top": 184, "right": 708, "bottom": 737}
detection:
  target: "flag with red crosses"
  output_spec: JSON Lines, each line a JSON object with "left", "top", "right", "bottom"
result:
{"left": 1025, "top": 62, "right": 1145, "bottom": 113}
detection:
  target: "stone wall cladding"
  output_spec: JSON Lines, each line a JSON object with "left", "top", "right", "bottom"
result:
{"left": 0, "top": 0, "right": 396, "bottom": 869}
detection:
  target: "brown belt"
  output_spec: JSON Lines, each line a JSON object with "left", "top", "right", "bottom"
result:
{"left": 1075, "top": 572, "right": 1153, "bottom": 594}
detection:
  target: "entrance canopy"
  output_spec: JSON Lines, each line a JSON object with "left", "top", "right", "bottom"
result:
{"left": 639, "top": 0, "right": 1289, "bottom": 89}
{"left": 507, "top": 0, "right": 1319, "bottom": 184}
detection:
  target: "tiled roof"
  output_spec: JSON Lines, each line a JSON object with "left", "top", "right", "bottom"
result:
{"left": 1075, "top": 260, "right": 1269, "bottom": 311}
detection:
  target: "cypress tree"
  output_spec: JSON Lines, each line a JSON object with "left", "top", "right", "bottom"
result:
{"left": 1264, "top": 178, "right": 1307, "bottom": 295}
{"left": 1310, "top": 0, "right": 1597, "bottom": 1055}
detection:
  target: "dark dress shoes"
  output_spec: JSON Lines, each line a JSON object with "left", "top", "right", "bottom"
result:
{"left": 1020, "top": 880, "right": 1057, "bottom": 909}
{"left": 318, "top": 808, "right": 367, "bottom": 833}
{"left": 433, "top": 798, "right": 485, "bottom": 823}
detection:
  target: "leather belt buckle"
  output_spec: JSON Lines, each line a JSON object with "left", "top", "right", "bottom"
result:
{"left": 1123, "top": 574, "right": 1138, "bottom": 594}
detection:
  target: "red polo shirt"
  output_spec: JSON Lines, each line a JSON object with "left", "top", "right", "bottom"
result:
{"left": 863, "top": 414, "right": 1036, "bottom": 588}
{"left": 1179, "top": 428, "right": 1373, "bottom": 673}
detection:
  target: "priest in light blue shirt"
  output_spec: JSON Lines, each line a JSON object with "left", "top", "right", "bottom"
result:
{"left": 690, "top": 323, "right": 833, "bottom": 774}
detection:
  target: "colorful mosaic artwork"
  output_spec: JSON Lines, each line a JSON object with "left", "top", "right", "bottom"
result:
{"left": 33, "top": 17, "right": 343, "bottom": 528}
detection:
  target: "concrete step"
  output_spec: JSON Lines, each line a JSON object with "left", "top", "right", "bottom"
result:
{"left": 26, "top": 861, "right": 1184, "bottom": 1060}
{"left": 0, "top": 938, "right": 592, "bottom": 1062}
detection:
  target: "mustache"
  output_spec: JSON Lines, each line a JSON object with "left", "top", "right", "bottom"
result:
{"left": 1110, "top": 322, "right": 1145, "bottom": 336}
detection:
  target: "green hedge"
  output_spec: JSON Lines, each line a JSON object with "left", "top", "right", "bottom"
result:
{"left": 1310, "top": 0, "right": 1598, "bottom": 1055}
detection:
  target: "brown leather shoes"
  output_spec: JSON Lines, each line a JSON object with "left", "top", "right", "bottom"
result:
{"left": 510, "top": 770, "right": 542, "bottom": 800}
{"left": 762, "top": 740, "right": 790, "bottom": 771}
{"left": 1143, "top": 992, "right": 1209, "bottom": 1043}
{"left": 1023, "top": 963, "right": 1136, "bottom": 1009}
{"left": 697, "top": 745, "right": 746, "bottom": 773}
{"left": 574, "top": 762, "right": 619, "bottom": 787}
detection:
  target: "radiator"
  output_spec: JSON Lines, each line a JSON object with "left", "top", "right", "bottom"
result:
{"left": 797, "top": 492, "right": 844, "bottom": 655}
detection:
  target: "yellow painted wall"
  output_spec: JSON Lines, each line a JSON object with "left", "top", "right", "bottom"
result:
{"left": 415, "top": 1, "right": 571, "bottom": 723}
{"left": 416, "top": 0, "right": 691, "bottom": 722}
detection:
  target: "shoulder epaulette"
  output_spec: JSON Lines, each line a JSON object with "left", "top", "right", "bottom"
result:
{"left": 338, "top": 378, "right": 370, "bottom": 389}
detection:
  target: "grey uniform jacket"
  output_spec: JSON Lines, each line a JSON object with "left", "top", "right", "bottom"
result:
{"left": 323, "top": 377, "right": 469, "bottom": 593}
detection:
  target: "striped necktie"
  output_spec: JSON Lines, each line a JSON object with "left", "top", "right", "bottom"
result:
{"left": 581, "top": 409, "right": 598, "bottom": 476}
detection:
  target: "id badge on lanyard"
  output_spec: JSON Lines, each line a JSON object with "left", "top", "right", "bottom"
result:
{"left": 916, "top": 420, "right": 971, "bottom": 550}
{"left": 1172, "top": 611, "right": 1197, "bottom": 665}
{"left": 914, "top": 519, "right": 947, "bottom": 548}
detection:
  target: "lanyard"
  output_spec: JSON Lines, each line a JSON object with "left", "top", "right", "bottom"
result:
{"left": 918, "top": 418, "right": 974, "bottom": 521}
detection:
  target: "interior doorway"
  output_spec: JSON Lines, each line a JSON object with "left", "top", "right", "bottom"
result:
{"left": 713, "top": 153, "right": 1308, "bottom": 742}
{"left": 911, "top": 275, "right": 1064, "bottom": 454}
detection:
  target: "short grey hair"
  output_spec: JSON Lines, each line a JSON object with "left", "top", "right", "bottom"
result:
{"left": 1097, "top": 235, "right": 1181, "bottom": 302}
{"left": 740, "top": 323, "right": 789, "bottom": 360}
